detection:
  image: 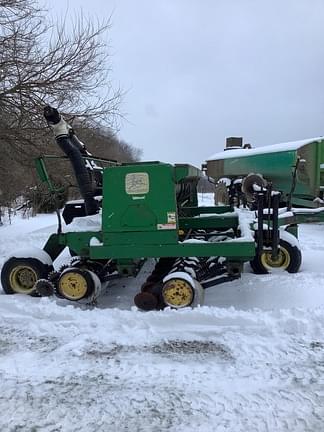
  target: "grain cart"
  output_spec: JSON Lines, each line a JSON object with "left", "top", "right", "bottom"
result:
{"left": 206, "top": 136, "right": 324, "bottom": 209}
{"left": 0, "top": 109, "right": 302, "bottom": 310}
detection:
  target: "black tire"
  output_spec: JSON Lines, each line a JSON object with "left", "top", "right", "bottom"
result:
{"left": 250, "top": 236, "right": 302, "bottom": 274}
{"left": 1, "top": 257, "right": 53, "bottom": 295}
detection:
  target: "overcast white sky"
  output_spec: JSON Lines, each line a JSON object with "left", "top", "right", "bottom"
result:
{"left": 53, "top": 0, "right": 324, "bottom": 166}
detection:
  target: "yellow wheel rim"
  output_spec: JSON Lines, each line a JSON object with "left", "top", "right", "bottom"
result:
{"left": 260, "top": 246, "right": 291, "bottom": 270}
{"left": 58, "top": 271, "right": 88, "bottom": 300}
{"left": 162, "top": 278, "right": 194, "bottom": 308}
{"left": 9, "top": 265, "right": 38, "bottom": 294}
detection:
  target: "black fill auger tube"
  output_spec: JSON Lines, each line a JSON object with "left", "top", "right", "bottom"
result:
{"left": 44, "top": 105, "right": 98, "bottom": 215}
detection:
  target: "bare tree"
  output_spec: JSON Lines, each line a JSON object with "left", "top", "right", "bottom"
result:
{"left": 77, "top": 126, "right": 143, "bottom": 163}
{"left": 0, "top": 0, "right": 121, "bottom": 168}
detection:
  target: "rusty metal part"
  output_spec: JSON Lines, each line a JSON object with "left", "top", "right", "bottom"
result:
{"left": 134, "top": 292, "right": 158, "bottom": 311}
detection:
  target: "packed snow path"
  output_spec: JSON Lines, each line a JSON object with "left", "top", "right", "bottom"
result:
{"left": 1, "top": 298, "right": 324, "bottom": 432}
{"left": 1, "top": 207, "right": 324, "bottom": 431}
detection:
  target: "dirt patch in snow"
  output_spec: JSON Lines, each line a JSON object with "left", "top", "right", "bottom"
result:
{"left": 84, "top": 340, "right": 233, "bottom": 362}
{"left": 0, "top": 325, "right": 59, "bottom": 355}
{"left": 150, "top": 340, "right": 233, "bottom": 360}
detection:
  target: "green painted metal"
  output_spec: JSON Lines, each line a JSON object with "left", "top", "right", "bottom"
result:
{"left": 35, "top": 157, "right": 62, "bottom": 193}
{"left": 103, "top": 231, "right": 175, "bottom": 246}
{"left": 39, "top": 159, "right": 256, "bottom": 270}
{"left": 279, "top": 209, "right": 324, "bottom": 225}
{"left": 115, "top": 258, "right": 144, "bottom": 276}
{"left": 207, "top": 139, "right": 324, "bottom": 207}
{"left": 102, "top": 162, "right": 178, "bottom": 246}
{"left": 43, "top": 233, "right": 66, "bottom": 261}
{"left": 179, "top": 215, "right": 238, "bottom": 230}
{"left": 44, "top": 228, "right": 254, "bottom": 267}
{"left": 43, "top": 231, "right": 102, "bottom": 260}
{"left": 35, "top": 154, "right": 118, "bottom": 193}
{"left": 174, "top": 164, "right": 202, "bottom": 182}
{"left": 89, "top": 241, "right": 255, "bottom": 261}
{"left": 180, "top": 206, "right": 233, "bottom": 216}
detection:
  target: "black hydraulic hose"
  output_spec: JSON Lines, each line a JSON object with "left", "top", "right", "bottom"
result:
{"left": 56, "top": 135, "right": 98, "bottom": 215}
{"left": 70, "top": 133, "right": 89, "bottom": 155}
{"left": 44, "top": 106, "right": 98, "bottom": 215}
{"left": 70, "top": 133, "right": 103, "bottom": 188}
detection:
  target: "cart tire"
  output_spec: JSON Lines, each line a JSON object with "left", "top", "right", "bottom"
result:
{"left": 1, "top": 257, "right": 53, "bottom": 295}
{"left": 250, "top": 236, "right": 302, "bottom": 274}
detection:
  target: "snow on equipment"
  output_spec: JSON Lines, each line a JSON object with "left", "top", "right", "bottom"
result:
{"left": 205, "top": 136, "right": 324, "bottom": 210}
{"left": 0, "top": 109, "right": 303, "bottom": 309}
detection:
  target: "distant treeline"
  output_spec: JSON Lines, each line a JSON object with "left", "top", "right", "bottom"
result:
{"left": 0, "top": 0, "right": 142, "bottom": 212}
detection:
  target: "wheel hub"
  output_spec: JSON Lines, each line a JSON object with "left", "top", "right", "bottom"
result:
{"left": 58, "top": 270, "right": 88, "bottom": 300}
{"left": 9, "top": 266, "right": 37, "bottom": 293}
{"left": 162, "top": 278, "right": 194, "bottom": 308}
{"left": 261, "top": 247, "right": 290, "bottom": 269}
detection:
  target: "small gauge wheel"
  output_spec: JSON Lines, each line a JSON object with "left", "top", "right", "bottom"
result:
{"left": 57, "top": 268, "right": 94, "bottom": 301}
{"left": 250, "top": 235, "right": 301, "bottom": 274}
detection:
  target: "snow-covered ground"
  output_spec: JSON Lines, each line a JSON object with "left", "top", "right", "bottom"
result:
{"left": 1, "top": 197, "right": 324, "bottom": 431}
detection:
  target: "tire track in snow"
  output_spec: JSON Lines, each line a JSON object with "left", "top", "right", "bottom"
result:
{"left": 0, "top": 301, "right": 324, "bottom": 431}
